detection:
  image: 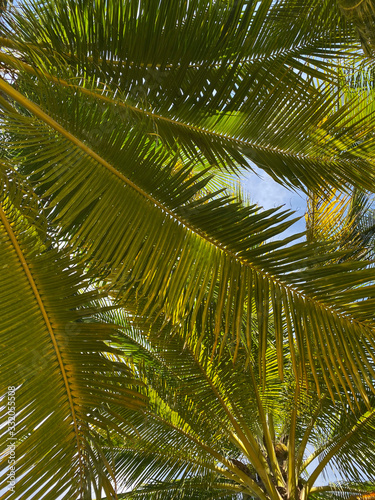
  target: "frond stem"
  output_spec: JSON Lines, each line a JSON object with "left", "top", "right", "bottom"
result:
{"left": 248, "top": 364, "right": 285, "bottom": 489}
{"left": 287, "top": 382, "right": 299, "bottom": 499}
{"left": 0, "top": 202, "right": 85, "bottom": 493}
{"left": 187, "top": 346, "right": 279, "bottom": 498}
{"left": 305, "top": 407, "right": 375, "bottom": 492}
{"left": 0, "top": 50, "right": 331, "bottom": 166}
{"left": 296, "top": 394, "right": 326, "bottom": 474}
{"left": 147, "top": 412, "right": 269, "bottom": 500}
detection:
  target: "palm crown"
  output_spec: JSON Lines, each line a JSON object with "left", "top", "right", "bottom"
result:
{"left": 98, "top": 309, "right": 375, "bottom": 499}
{"left": 1, "top": 0, "right": 375, "bottom": 498}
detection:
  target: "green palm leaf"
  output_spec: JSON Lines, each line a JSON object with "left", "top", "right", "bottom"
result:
{"left": 2, "top": 2, "right": 375, "bottom": 495}
{"left": 93, "top": 310, "right": 375, "bottom": 499}
{"left": 337, "top": 0, "right": 375, "bottom": 56}
{"left": 112, "top": 477, "right": 244, "bottom": 499}
{"left": 1, "top": 0, "right": 375, "bottom": 191}
{"left": 0, "top": 177, "right": 146, "bottom": 499}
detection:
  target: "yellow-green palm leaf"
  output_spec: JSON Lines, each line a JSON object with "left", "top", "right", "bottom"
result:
{"left": 0, "top": 176, "right": 146, "bottom": 499}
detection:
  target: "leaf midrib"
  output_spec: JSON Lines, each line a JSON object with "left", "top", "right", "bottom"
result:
{"left": 0, "top": 49, "right": 335, "bottom": 166}
{"left": 0, "top": 202, "right": 85, "bottom": 492}
{"left": 0, "top": 31, "right": 353, "bottom": 72}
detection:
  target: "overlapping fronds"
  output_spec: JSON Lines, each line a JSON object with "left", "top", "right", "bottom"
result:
{"left": 92, "top": 310, "right": 375, "bottom": 499}
{"left": 1, "top": 0, "right": 375, "bottom": 192}
{"left": 338, "top": 0, "right": 375, "bottom": 56}
{"left": 2, "top": 1, "right": 375, "bottom": 497}
{"left": 2, "top": 77, "right": 375, "bottom": 403}
{"left": 113, "top": 477, "right": 243, "bottom": 499}
{"left": 0, "top": 174, "right": 146, "bottom": 499}
{"left": 1, "top": 1, "right": 375, "bottom": 404}
{"left": 303, "top": 395, "right": 375, "bottom": 490}
{"left": 94, "top": 314, "right": 285, "bottom": 499}
{"left": 307, "top": 189, "right": 375, "bottom": 260}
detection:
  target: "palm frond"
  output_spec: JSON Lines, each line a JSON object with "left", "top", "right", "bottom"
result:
{"left": 2, "top": 0, "right": 375, "bottom": 192}
{"left": 2, "top": 84, "right": 375, "bottom": 402}
{"left": 337, "top": 0, "right": 375, "bottom": 56}
{"left": 111, "top": 476, "right": 243, "bottom": 499}
{"left": 310, "top": 482, "right": 375, "bottom": 500}
{"left": 93, "top": 306, "right": 375, "bottom": 499}
{"left": 0, "top": 176, "right": 146, "bottom": 499}
{"left": 2, "top": 1, "right": 375, "bottom": 497}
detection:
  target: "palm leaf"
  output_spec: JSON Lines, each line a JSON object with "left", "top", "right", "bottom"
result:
{"left": 94, "top": 308, "right": 375, "bottom": 499}
{"left": 93, "top": 308, "right": 284, "bottom": 499}
{"left": 0, "top": 176, "right": 146, "bottom": 499}
{"left": 2, "top": 0, "right": 375, "bottom": 192}
{"left": 304, "top": 398, "right": 375, "bottom": 490}
{"left": 111, "top": 476, "right": 243, "bottom": 499}
{"left": 307, "top": 188, "right": 375, "bottom": 261}
{"left": 337, "top": 0, "right": 375, "bottom": 56}
{"left": 2, "top": 1, "right": 375, "bottom": 497}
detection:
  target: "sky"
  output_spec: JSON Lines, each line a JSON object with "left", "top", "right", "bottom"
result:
{"left": 240, "top": 165, "right": 308, "bottom": 240}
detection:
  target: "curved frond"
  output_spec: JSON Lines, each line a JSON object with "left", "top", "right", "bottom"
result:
{"left": 94, "top": 308, "right": 375, "bottom": 499}
{"left": 1, "top": 0, "right": 375, "bottom": 192}
{"left": 0, "top": 179, "right": 146, "bottom": 499}
{"left": 338, "top": 0, "right": 375, "bottom": 56}
{"left": 304, "top": 398, "right": 375, "bottom": 490}
{"left": 1, "top": 2, "right": 375, "bottom": 495}
{"left": 113, "top": 476, "right": 243, "bottom": 499}
{"left": 306, "top": 189, "right": 375, "bottom": 261}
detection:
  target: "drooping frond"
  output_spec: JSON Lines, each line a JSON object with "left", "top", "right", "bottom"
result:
{"left": 306, "top": 189, "right": 375, "bottom": 260}
{"left": 303, "top": 395, "right": 375, "bottom": 490}
{"left": 111, "top": 476, "right": 243, "bottom": 499}
{"left": 93, "top": 306, "right": 375, "bottom": 499}
{"left": 0, "top": 173, "right": 146, "bottom": 499}
{"left": 92, "top": 308, "right": 287, "bottom": 499}
{"left": 2, "top": 83, "right": 375, "bottom": 403}
{"left": 309, "top": 482, "right": 375, "bottom": 500}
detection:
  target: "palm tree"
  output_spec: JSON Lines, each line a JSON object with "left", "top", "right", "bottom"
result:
{"left": 2, "top": 0, "right": 375, "bottom": 498}
{"left": 96, "top": 310, "right": 375, "bottom": 500}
